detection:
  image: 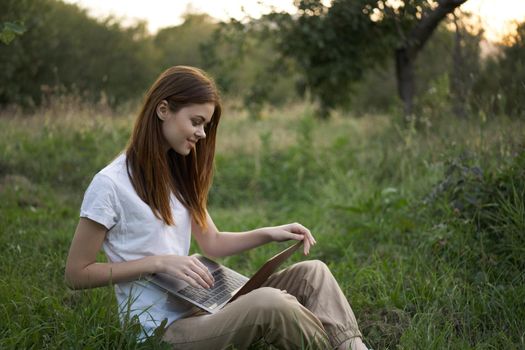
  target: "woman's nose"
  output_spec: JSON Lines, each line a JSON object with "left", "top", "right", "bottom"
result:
{"left": 195, "top": 126, "right": 206, "bottom": 139}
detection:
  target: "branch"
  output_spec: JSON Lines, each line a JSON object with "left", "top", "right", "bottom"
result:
{"left": 404, "top": 0, "right": 468, "bottom": 59}
{"left": 384, "top": 4, "right": 406, "bottom": 42}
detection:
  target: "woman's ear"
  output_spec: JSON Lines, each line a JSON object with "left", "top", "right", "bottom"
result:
{"left": 156, "top": 100, "right": 169, "bottom": 121}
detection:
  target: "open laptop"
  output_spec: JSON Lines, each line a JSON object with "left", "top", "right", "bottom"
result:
{"left": 147, "top": 241, "right": 303, "bottom": 313}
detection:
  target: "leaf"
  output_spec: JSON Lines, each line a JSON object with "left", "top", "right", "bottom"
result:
{"left": 4, "top": 22, "right": 26, "bottom": 35}
{"left": 0, "top": 21, "right": 26, "bottom": 45}
{"left": 0, "top": 31, "right": 16, "bottom": 45}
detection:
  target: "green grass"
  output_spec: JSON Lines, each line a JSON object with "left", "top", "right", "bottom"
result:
{"left": 0, "top": 104, "right": 524, "bottom": 349}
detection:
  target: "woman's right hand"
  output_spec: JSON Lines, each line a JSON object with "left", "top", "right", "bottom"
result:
{"left": 157, "top": 255, "right": 214, "bottom": 289}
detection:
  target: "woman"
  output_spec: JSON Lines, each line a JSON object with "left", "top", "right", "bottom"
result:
{"left": 65, "top": 66, "right": 368, "bottom": 350}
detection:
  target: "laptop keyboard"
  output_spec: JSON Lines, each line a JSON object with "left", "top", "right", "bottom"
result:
{"left": 178, "top": 268, "right": 247, "bottom": 308}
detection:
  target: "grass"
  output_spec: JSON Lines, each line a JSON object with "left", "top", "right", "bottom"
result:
{"left": 0, "top": 102, "right": 524, "bottom": 349}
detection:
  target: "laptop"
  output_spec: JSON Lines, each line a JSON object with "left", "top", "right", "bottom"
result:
{"left": 147, "top": 241, "right": 303, "bottom": 313}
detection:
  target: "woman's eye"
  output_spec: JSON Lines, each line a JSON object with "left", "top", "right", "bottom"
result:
{"left": 191, "top": 120, "right": 200, "bottom": 126}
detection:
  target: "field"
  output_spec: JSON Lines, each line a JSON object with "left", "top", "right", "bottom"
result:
{"left": 0, "top": 102, "right": 524, "bottom": 349}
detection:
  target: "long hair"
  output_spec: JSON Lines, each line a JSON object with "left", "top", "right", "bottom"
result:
{"left": 126, "top": 66, "right": 221, "bottom": 228}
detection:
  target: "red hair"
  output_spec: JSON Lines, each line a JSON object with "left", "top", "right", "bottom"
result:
{"left": 125, "top": 66, "right": 221, "bottom": 228}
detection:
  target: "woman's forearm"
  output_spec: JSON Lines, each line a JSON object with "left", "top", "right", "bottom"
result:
{"left": 65, "top": 255, "right": 160, "bottom": 289}
{"left": 194, "top": 219, "right": 314, "bottom": 258}
{"left": 202, "top": 228, "right": 273, "bottom": 258}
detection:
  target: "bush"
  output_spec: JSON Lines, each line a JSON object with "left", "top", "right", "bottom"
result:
{"left": 425, "top": 150, "right": 525, "bottom": 283}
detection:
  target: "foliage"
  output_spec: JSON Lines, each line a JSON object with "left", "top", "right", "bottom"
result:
{"left": 0, "top": 1, "right": 301, "bottom": 115}
{"left": 0, "top": 0, "right": 523, "bottom": 120}
{"left": 425, "top": 150, "right": 525, "bottom": 281}
{"left": 0, "top": 0, "right": 158, "bottom": 108}
{"left": 201, "top": 18, "right": 300, "bottom": 118}
{"left": 349, "top": 20, "right": 482, "bottom": 117}
{"left": 266, "top": 0, "right": 470, "bottom": 117}
{"left": 265, "top": 0, "right": 394, "bottom": 117}
{"left": 0, "top": 21, "right": 25, "bottom": 45}
{"left": 154, "top": 13, "right": 217, "bottom": 70}
{"left": 471, "top": 22, "right": 525, "bottom": 118}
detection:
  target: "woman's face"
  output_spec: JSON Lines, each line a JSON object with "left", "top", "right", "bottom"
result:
{"left": 157, "top": 101, "right": 215, "bottom": 156}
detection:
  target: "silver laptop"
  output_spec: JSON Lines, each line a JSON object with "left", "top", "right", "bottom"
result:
{"left": 147, "top": 241, "right": 303, "bottom": 313}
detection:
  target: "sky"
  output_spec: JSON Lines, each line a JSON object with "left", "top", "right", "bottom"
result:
{"left": 63, "top": 0, "right": 525, "bottom": 42}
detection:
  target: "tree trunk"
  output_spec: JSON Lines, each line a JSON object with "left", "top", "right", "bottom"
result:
{"left": 396, "top": 47, "right": 415, "bottom": 117}
{"left": 394, "top": 0, "right": 469, "bottom": 119}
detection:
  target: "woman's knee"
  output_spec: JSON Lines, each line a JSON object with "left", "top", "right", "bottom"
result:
{"left": 248, "top": 287, "right": 297, "bottom": 310}
{"left": 293, "top": 259, "right": 330, "bottom": 277}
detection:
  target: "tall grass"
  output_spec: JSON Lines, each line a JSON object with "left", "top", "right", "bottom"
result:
{"left": 0, "top": 102, "right": 523, "bottom": 349}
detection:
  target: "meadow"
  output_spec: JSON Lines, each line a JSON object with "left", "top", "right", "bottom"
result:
{"left": 0, "top": 101, "right": 523, "bottom": 349}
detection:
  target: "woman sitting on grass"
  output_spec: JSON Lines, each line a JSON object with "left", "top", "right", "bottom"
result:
{"left": 65, "top": 66, "right": 368, "bottom": 350}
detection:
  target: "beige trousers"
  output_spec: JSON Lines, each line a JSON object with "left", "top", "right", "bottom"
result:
{"left": 162, "top": 260, "right": 363, "bottom": 349}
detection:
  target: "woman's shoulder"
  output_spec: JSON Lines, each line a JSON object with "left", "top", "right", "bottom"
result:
{"left": 81, "top": 155, "right": 127, "bottom": 229}
{"left": 85, "top": 153, "right": 129, "bottom": 192}
{"left": 97, "top": 153, "right": 128, "bottom": 181}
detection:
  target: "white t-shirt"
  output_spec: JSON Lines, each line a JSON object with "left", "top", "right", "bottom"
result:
{"left": 80, "top": 153, "right": 199, "bottom": 337}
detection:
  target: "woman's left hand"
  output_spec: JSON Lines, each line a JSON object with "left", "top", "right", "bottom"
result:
{"left": 266, "top": 222, "right": 317, "bottom": 255}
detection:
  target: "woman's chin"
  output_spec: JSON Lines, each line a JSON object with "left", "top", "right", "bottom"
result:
{"left": 172, "top": 146, "right": 192, "bottom": 156}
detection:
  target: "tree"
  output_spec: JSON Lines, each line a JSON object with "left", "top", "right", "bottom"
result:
{"left": 0, "top": 0, "right": 158, "bottom": 108}
{"left": 471, "top": 21, "right": 525, "bottom": 118}
{"left": 154, "top": 13, "right": 217, "bottom": 70}
{"left": 268, "top": 0, "right": 469, "bottom": 118}
{"left": 394, "top": 0, "right": 468, "bottom": 117}
{"left": 201, "top": 18, "right": 300, "bottom": 118}
{"left": 448, "top": 10, "right": 482, "bottom": 119}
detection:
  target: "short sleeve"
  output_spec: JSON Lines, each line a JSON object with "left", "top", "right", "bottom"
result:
{"left": 80, "top": 174, "right": 120, "bottom": 230}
